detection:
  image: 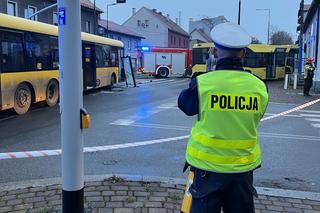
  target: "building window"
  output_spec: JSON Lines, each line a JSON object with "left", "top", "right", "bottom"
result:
{"left": 179, "top": 38, "right": 181, "bottom": 47}
{"left": 118, "top": 36, "right": 122, "bottom": 41}
{"left": 27, "top": 5, "right": 38, "bottom": 21}
{"left": 137, "top": 20, "right": 141, "bottom": 27}
{"left": 53, "top": 12, "right": 58, "bottom": 25}
{"left": 27, "top": 5, "right": 37, "bottom": 20}
{"left": 145, "top": 20, "right": 149, "bottom": 27}
{"left": 128, "top": 40, "right": 131, "bottom": 50}
{"left": 173, "top": 37, "right": 176, "bottom": 45}
{"left": 134, "top": 41, "right": 137, "bottom": 50}
{"left": 110, "top": 35, "right": 114, "bottom": 39}
{"left": 85, "top": 21, "right": 91, "bottom": 33}
{"left": 7, "top": 1, "right": 18, "bottom": 16}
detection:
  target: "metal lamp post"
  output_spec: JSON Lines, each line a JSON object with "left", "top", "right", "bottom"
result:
{"left": 58, "top": 0, "right": 84, "bottom": 212}
{"left": 256, "top": 8, "right": 271, "bottom": 44}
{"left": 106, "top": 3, "right": 117, "bottom": 37}
{"left": 238, "top": 0, "right": 241, "bottom": 25}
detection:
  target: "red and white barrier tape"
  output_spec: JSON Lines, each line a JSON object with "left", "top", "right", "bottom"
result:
{"left": 0, "top": 98, "right": 319, "bottom": 161}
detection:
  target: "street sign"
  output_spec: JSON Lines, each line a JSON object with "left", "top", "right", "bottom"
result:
{"left": 58, "top": 8, "right": 66, "bottom": 25}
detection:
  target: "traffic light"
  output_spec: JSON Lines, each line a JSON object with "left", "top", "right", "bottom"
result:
{"left": 116, "top": 0, "right": 126, "bottom": 3}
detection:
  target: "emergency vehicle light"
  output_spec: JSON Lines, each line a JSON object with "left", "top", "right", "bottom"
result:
{"left": 141, "top": 46, "right": 150, "bottom": 51}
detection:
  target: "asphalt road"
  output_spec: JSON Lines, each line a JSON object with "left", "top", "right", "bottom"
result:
{"left": 0, "top": 77, "right": 320, "bottom": 192}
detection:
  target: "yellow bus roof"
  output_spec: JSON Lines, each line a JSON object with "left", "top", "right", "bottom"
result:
{"left": 192, "top": 42, "right": 299, "bottom": 53}
{"left": 0, "top": 13, "right": 124, "bottom": 48}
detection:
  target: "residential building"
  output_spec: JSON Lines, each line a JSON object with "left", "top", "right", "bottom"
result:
{"left": 302, "top": 0, "right": 320, "bottom": 92}
{"left": 0, "top": 0, "right": 102, "bottom": 33}
{"left": 98, "top": 19, "right": 144, "bottom": 71}
{"left": 188, "top": 16, "right": 227, "bottom": 48}
{"left": 189, "top": 16, "right": 228, "bottom": 35}
{"left": 122, "top": 7, "right": 190, "bottom": 48}
{"left": 189, "top": 28, "right": 213, "bottom": 47}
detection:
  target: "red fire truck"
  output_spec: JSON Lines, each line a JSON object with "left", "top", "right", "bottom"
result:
{"left": 137, "top": 47, "right": 192, "bottom": 78}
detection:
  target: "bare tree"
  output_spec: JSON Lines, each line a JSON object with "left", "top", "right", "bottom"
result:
{"left": 270, "top": 30, "right": 294, "bottom": 45}
{"left": 251, "top": 37, "right": 262, "bottom": 44}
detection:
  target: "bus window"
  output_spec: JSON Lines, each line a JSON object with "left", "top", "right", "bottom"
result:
{"left": 102, "top": 45, "right": 111, "bottom": 67}
{"left": 95, "top": 45, "right": 107, "bottom": 68}
{"left": 192, "top": 48, "right": 209, "bottom": 66}
{"left": 50, "top": 37, "right": 59, "bottom": 69}
{"left": 111, "top": 47, "right": 119, "bottom": 67}
{"left": 0, "top": 30, "right": 24, "bottom": 72}
{"left": 25, "top": 32, "right": 51, "bottom": 71}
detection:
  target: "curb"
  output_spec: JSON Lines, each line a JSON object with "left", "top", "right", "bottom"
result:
{"left": 1, "top": 174, "right": 320, "bottom": 201}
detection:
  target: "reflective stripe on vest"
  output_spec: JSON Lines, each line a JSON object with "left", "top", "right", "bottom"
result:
{"left": 186, "top": 71, "right": 269, "bottom": 173}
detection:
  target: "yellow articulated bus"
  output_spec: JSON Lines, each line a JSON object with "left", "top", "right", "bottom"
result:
{"left": 0, "top": 13, "right": 123, "bottom": 114}
{"left": 191, "top": 43, "right": 298, "bottom": 81}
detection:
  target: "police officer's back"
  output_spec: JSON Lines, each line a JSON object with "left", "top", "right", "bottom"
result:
{"left": 178, "top": 23, "right": 269, "bottom": 213}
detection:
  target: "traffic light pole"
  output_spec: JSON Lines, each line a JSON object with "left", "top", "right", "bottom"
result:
{"left": 58, "top": 0, "right": 84, "bottom": 212}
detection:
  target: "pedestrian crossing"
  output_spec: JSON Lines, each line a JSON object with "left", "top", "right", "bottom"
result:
{"left": 298, "top": 109, "right": 320, "bottom": 128}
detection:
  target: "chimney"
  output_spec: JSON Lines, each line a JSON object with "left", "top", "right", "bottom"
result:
{"left": 176, "top": 18, "right": 179, "bottom": 24}
{"left": 132, "top": 8, "right": 136, "bottom": 15}
{"left": 152, "top": 9, "right": 157, "bottom": 12}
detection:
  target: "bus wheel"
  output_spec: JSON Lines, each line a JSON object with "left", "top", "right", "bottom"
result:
{"left": 46, "top": 80, "right": 59, "bottom": 107}
{"left": 14, "top": 83, "right": 32, "bottom": 115}
{"left": 157, "top": 67, "right": 169, "bottom": 78}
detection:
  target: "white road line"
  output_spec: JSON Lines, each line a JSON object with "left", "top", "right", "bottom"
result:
{"left": 312, "top": 123, "right": 320, "bottom": 128}
{"left": 264, "top": 113, "right": 301, "bottom": 118}
{"left": 300, "top": 114, "right": 320, "bottom": 118}
{"left": 111, "top": 121, "right": 320, "bottom": 141}
{"left": 110, "top": 100, "right": 177, "bottom": 125}
{"left": 261, "top": 98, "right": 320, "bottom": 121}
{"left": 0, "top": 136, "right": 189, "bottom": 160}
{"left": 298, "top": 110, "right": 320, "bottom": 114}
{"left": 2, "top": 98, "right": 320, "bottom": 161}
{"left": 306, "top": 118, "right": 320, "bottom": 122}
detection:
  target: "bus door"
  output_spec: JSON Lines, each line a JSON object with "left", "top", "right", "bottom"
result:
{"left": 266, "top": 53, "right": 276, "bottom": 79}
{"left": 82, "top": 43, "right": 96, "bottom": 89}
{"left": 274, "top": 48, "right": 286, "bottom": 79}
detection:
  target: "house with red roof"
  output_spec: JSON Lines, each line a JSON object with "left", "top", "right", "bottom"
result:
{"left": 122, "top": 7, "right": 190, "bottom": 48}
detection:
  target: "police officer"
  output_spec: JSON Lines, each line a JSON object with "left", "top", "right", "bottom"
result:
{"left": 178, "top": 23, "right": 269, "bottom": 213}
{"left": 304, "top": 58, "right": 315, "bottom": 97}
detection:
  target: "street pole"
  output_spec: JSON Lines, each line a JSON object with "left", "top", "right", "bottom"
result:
{"left": 238, "top": 0, "right": 241, "bottom": 25}
{"left": 256, "top": 9, "right": 271, "bottom": 44}
{"left": 106, "top": 3, "right": 116, "bottom": 38}
{"left": 94, "top": 0, "right": 96, "bottom": 34}
{"left": 58, "top": 0, "right": 84, "bottom": 212}
{"left": 267, "top": 9, "right": 271, "bottom": 44}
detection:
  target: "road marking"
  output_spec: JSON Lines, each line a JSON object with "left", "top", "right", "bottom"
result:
{"left": 1, "top": 98, "right": 320, "bottom": 160}
{"left": 0, "top": 135, "right": 189, "bottom": 160}
{"left": 312, "top": 123, "right": 320, "bottom": 128}
{"left": 110, "top": 100, "right": 177, "bottom": 125}
{"left": 261, "top": 98, "right": 320, "bottom": 121}
{"left": 298, "top": 110, "right": 320, "bottom": 114}
{"left": 300, "top": 114, "right": 320, "bottom": 118}
{"left": 264, "top": 113, "right": 301, "bottom": 118}
{"left": 306, "top": 118, "right": 320, "bottom": 122}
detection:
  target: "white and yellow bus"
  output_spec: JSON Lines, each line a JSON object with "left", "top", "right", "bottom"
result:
{"left": 191, "top": 43, "right": 298, "bottom": 81}
{"left": 0, "top": 13, "right": 123, "bottom": 114}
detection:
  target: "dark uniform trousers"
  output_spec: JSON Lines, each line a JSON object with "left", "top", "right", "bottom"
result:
{"left": 189, "top": 167, "right": 256, "bottom": 213}
{"left": 304, "top": 75, "right": 314, "bottom": 95}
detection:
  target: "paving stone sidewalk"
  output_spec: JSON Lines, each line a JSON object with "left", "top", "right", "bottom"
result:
{"left": 0, "top": 175, "right": 320, "bottom": 213}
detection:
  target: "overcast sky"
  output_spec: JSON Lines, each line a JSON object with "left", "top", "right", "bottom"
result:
{"left": 96, "top": 0, "right": 313, "bottom": 44}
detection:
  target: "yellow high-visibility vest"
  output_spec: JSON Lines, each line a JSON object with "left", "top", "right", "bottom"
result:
{"left": 186, "top": 71, "right": 269, "bottom": 173}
